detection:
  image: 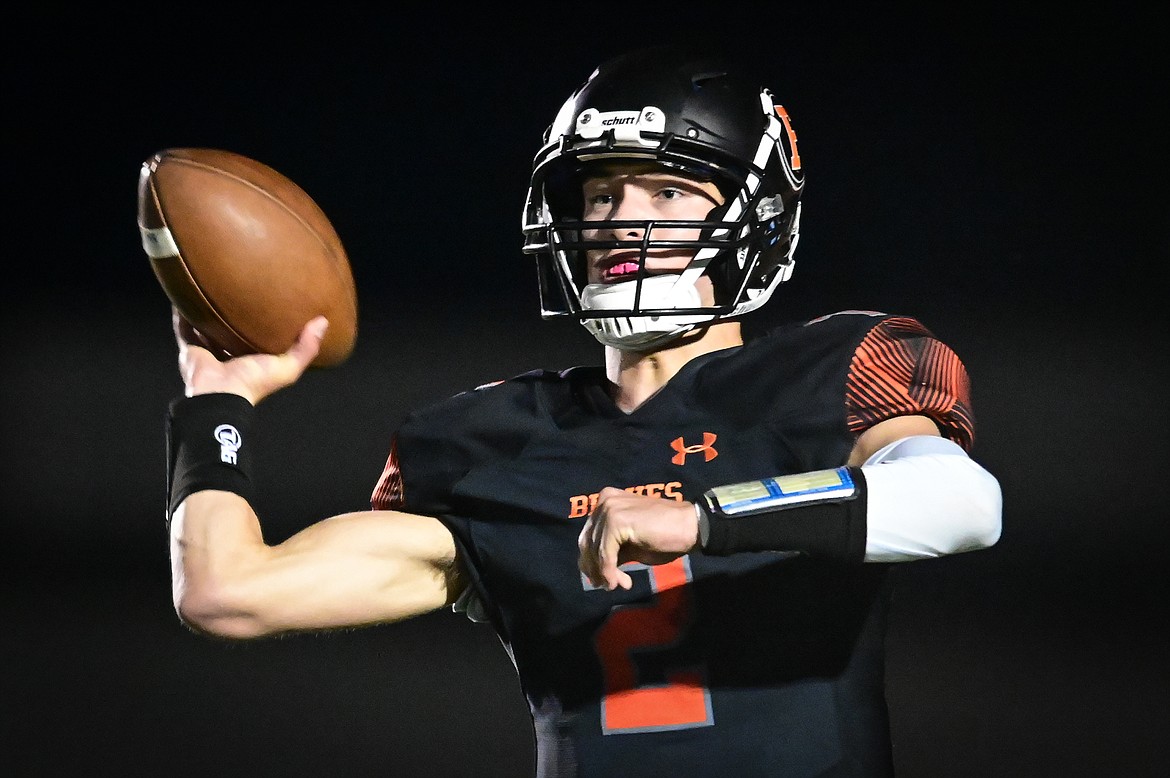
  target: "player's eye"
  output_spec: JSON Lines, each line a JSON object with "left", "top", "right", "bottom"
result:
{"left": 582, "top": 191, "right": 615, "bottom": 220}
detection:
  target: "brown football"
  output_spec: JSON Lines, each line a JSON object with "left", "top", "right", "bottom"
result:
{"left": 137, "top": 148, "right": 358, "bottom": 368}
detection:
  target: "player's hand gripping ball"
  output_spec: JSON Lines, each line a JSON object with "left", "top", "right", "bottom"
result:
{"left": 137, "top": 148, "right": 358, "bottom": 367}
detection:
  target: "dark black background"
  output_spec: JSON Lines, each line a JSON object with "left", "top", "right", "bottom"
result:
{"left": 4, "top": 6, "right": 1166, "bottom": 776}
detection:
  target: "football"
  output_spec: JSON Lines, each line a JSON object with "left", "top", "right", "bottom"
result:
{"left": 137, "top": 148, "right": 358, "bottom": 367}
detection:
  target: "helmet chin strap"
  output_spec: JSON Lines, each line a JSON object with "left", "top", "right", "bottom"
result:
{"left": 580, "top": 268, "right": 716, "bottom": 350}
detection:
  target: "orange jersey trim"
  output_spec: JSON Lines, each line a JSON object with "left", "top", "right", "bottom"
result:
{"left": 845, "top": 317, "right": 975, "bottom": 451}
{"left": 371, "top": 434, "right": 405, "bottom": 509}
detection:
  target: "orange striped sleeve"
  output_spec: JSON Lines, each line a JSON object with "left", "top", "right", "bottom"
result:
{"left": 370, "top": 435, "right": 406, "bottom": 510}
{"left": 845, "top": 317, "right": 975, "bottom": 451}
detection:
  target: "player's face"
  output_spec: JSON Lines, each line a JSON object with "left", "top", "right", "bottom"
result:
{"left": 580, "top": 163, "right": 724, "bottom": 288}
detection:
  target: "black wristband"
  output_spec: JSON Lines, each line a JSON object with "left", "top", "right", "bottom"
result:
{"left": 165, "top": 393, "right": 257, "bottom": 522}
{"left": 699, "top": 466, "right": 867, "bottom": 563}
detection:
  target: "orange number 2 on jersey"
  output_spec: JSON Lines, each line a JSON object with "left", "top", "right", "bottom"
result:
{"left": 593, "top": 557, "right": 713, "bottom": 733}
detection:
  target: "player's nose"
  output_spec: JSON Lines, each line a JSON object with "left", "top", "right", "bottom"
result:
{"left": 608, "top": 191, "right": 653, "bottom": 237}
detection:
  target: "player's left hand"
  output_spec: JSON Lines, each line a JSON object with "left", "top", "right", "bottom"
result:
{"left": 578, "top": 488, "right": 701, "bottom": 591}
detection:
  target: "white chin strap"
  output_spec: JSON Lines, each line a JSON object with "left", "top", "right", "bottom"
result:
{"left": 580, "top": 273, "right": 716, "bottom": 350}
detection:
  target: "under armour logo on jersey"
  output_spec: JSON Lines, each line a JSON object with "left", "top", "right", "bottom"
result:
{"left": 671, "top": 433, "right": 718, "bottom": 465}
{"left": 214, "top": 424, "right": 242, "bottom": 465}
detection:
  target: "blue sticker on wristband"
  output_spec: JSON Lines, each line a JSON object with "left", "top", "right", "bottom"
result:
{"left": 710, "top": 467, "right": 856, "bottom": 516}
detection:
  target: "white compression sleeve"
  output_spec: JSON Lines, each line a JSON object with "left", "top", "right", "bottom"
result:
{"left": 860, "top": 435, "right": 1002, "bottom": 562}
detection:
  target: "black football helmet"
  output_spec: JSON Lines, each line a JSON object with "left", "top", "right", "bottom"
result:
{"left": 522, "top": 45, "right": 805, "bottom": 349}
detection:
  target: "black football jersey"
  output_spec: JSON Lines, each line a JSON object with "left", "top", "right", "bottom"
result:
{"left": 372, "top": 311, "right": 974, "bottom": 777}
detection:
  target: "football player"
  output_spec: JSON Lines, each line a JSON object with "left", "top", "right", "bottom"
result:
{"left": 166, "top": 45, "right": 1002, "bottom": 777}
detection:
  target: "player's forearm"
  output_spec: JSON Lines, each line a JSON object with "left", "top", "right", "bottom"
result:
{"left": 169, "top": 490, "right": 276, "bottom": 638}
{"left": 164, "top": 392, "right": 295, "bottom": 638}
{"left": 164, "top": 394, "right": 463, "bottom": 637}
{"left": 696, "top": 436, "right": 1002, "bottom": 563}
